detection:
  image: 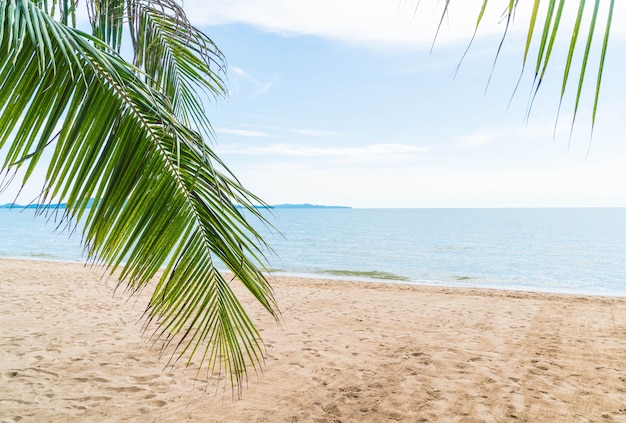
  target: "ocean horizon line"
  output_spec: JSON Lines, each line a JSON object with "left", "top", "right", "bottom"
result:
{"left": 3, "top": 201, "right": 626, "bottom": 210}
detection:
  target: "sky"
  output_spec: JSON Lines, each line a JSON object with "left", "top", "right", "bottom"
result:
{"left": 3, "top": 1, "right": 626, "bottom": 208}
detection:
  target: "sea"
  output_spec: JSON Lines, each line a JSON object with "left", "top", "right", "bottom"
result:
{"left": 1, "top": 207, "right": 626, "bottom": 297}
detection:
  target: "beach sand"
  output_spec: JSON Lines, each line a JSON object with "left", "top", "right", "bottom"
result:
{"left": 2, "top": 258, "right": 626, "bottom": 422}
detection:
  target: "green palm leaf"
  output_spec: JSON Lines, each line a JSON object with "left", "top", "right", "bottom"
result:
{"left": 88, "top": 0, "right": 225, "bottom": 138}
{"left": 0, "top": 0, "right": 278, "bottom": 394}
{"left": 424, "top": 0, "right": 615, "bottom": 133}
{"left": 130, "top": 0, "right": 226, "bottom": 138}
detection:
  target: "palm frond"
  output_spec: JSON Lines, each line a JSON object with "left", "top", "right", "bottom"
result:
{"left": 129, "top": 0, "right": 227, "bottom": 139}
{"left": 0, "top": 0, "right": 278, "bottom": 394}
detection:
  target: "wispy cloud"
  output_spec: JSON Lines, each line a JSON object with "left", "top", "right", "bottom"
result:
{"left": 230, "top": 66, "right": 254, "bottom": 81}
{"left": 218, "top": 143, "right": 429, "bottom": 157}
{"left": 456, "top": 120, "right": 577, "bottom": 150}
{"left": 456, "top": 129, "right": 503, "bottom": 149}
{"left": 216, "top": 128, "right": 270, "bottom": 137}
{"left": 289, "top": 128, "right": 337, "bottom": 137}
{"left": 215, "top": 123, "right": 340, "bottom": 138}
{"left": 230, "top": 66, "right": 274, "bottom": 95}
{"left": 246, "top": 124, "right": 340, "bottom": 137}
{"left": 254, "top": 82, "right": 273, "bottom": 96}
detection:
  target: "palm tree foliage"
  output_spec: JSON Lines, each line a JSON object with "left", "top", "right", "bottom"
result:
{"left": 428, "top": 0, "right": 615, "bottom": 132}
{"left": 0, "top": 0, "right": 279, "bottom": 393}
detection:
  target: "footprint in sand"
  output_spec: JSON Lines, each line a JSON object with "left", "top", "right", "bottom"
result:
{"left": 30, "top": 368, "right": 59, "bottom": 378}
{"left": 106, "top": 386, "right": 146, "bottom": 393}
{"left": 132, "top": 374, "right": 161, "bottom": 383}
{"left": 322, "top": 403, "right": 341, "bottom": 417}
{"left": 150, "top": 400, "right": 167, "bottom": 407}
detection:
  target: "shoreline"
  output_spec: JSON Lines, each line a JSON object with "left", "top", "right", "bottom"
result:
{"left": 268, "top": 269, "right": 626, "bottom": 300}
{"left": 3, "top": 255, "right": 625, "bottom": 300}
{"left": 2, "top": 258, "right": 626, "bottom": 422}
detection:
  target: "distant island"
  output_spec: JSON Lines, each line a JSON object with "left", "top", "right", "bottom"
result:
{"left": 268, "top": 203, "right": 351, "bottom": 209}
{"left": 0, "top": 203, "right": 69, "bottom": 209}
{"left": 0, "top": 199, "right": 96, "bottom": 209}
{"left": 1, "top": 201, "right": 351, "bottom": 210}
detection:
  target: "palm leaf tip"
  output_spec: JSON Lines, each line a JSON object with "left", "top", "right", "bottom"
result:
{"left": 421, "top": 0, "right": 615, "bottom": 135}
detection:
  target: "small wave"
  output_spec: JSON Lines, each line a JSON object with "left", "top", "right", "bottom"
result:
{"left": 318, "top": 269, "right": 410, "bottom": 281}
{"left": 434, "top": 246, "right": 472, "bottom": 251}
{"left": 26, "top": 252, "right": 57, "bottom": 258}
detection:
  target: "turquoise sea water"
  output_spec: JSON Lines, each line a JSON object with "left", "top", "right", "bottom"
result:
{"left": 1, "top": 207, "right": 625, "bottom": 296}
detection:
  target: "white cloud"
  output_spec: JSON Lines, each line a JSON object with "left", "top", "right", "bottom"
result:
{"left": 187, "top": 1, "right": 626, "bottom": 50}
{"left": 188, "top": 0, "right": 497, "bottom": 49}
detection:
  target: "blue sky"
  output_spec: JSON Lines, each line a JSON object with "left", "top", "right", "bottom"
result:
{"left": 3, "top": 1, "right": 626, "bottom": 207}
{"left": 198, "top": 1, "right": 626, "bottom": 208}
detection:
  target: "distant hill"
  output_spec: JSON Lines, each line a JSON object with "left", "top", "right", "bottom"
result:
{"left": 0, "top": 203, "right": 68, "bottom": 209}
{"left": 268, "top": 203, "right": 351, "bottom": 209}
{"left": 0, "top": 199, "right": 96, "bottom": 209}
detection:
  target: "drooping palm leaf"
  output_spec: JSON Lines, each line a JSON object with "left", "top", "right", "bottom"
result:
{"left": 592, "top": 0, "right": 614, "bottom": 131}
{"left": 0, "top": 0, "right": 279, "bottom": 394}
{"left": 421, "top": 0, "right": 616, "bottom": 133}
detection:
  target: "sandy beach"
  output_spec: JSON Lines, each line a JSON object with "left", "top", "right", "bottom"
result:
{"left": 2, "top": 258, "right": 626, "bottom": 422}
